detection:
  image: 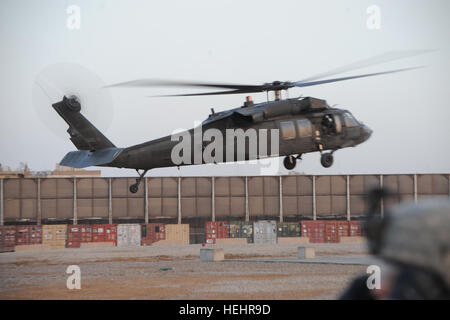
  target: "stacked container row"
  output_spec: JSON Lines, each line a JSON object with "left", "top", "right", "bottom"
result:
{"left": 301, "top": 220, "right": 364, "bottom": 243}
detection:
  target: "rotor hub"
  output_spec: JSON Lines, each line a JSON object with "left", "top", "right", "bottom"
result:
{"left": 65, "top": 95, "right": 81, "bottom": 112}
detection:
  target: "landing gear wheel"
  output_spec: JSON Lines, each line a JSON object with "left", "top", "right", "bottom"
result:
{"left": 129, "top": 184, "right": 139, "bottom": 194}
{"left": 283, "top": 156, "right": 297, "bottom": 170}
{"left": 129, "top": 169, "right": 149, "bottom": 194}
{"left": 320, "top": 153, "right": 334, "bottom": 168}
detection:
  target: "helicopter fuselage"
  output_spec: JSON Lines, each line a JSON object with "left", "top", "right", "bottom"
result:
{"left": 109, "top": 96, "right": 372, "bottom": 170}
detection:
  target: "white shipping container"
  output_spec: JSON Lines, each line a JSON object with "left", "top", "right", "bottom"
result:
{"left": 117, "top": 224, "right": 141, "bottom": 247}
{"left": 253, "top": 220, "right": 277, "bottom": 244}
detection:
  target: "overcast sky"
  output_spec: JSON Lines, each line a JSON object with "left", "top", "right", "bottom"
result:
{"left": 0, "top": 0, "right": 449, "bottom": 177}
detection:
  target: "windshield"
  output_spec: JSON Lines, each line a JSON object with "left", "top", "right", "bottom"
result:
{"left": 343, "top": 112, "right": 359, "bottom": 127}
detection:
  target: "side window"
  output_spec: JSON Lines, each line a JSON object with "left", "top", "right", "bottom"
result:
{"left": 280, "top": 121, "right": 296, "bottom": 140}
{"left": 343, "top": 112, "right": 359, "bottom": 127}
{"left": 296, "top": 119, "right": 312, "bottom": 137}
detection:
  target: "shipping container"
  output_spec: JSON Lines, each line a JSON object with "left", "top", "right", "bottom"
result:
{"left": 67, "top": 225, "right": 92, "bottom": 248}
{"left": 241, "top": 223, "right": 254, "bottom": 243}
{"left": 165, "top": 224, "right": 190, "bottom": 245}
{"left": 141, "top": 223, "right": 165, "bottom": 246}
{"left": 42, "top": 224, "right": 67, "bottom": 248}
{"left": 15, "top": 225, "right": 42, "bottom": 246}
{"left": 349, "top": 220, "right": 362, "bottom": 236}
{"left": 277, "top": 222, "right": 301, "bottom": 237}
{"left": 228, "top": 221, "right": 253, "bottom": 243}
{"left": 217, "top": 221, "right": 229, "bottom": 239}
{"left": 0, "top": 226, "right": 16, "bottom": 252}
{"left": 30, "top": 226, "right": 42, "bottom": 245}
{"left": 229, "top": 221, "right": 243, "bottom": 238}
{"left": 205, "top": 221, "right": 229, "bottom": 244}
{"left": 117, "top": 224, "right": 141, "bottom": 247}
{"left": 104, "top": 224, "right": 118, "bottom": 245}
{"left": 91, "top": 224, "right": 117, "bottom": 245}
{"left": 205, "top": 221, "right": 217, "bottom": 244}
{"left": 253, "top": 220, "right": 277, "bottom": 244}
{"left": 336, "top": 221, "right": 350, "bottom": 239}
{"left": 92, "top": 224, "right": 105, "bottom": 242}
{"left": 301, "top": 220, "right": 326, "bottom": 243}
{"left": 186, "top": 218, "right": 207, "bottom": 244}
{"left": 15, "top": 226, "right": 30, "bottom": 245}
{"left": 325, "top": 221, "right": 339, "bottom": 243}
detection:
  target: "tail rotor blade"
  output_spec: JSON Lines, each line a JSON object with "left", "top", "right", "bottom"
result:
{"left": 33, "top": 63, "right": 114, "bottom": 140}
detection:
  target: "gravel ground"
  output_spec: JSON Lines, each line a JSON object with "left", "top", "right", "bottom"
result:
{"left": 0, "top": 242, "right": 369, "bottom": 300}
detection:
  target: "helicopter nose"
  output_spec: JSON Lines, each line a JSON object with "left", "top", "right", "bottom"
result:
{"left": 361, "top": 125, "right": 373, "bottom": 142}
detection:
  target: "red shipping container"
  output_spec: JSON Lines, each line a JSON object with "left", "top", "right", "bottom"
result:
{"left": 16, "top": 226, "right": 31, "bottom": 245}
{"left": 205, "top": 222, "right": 217, "bottom": 232}
{"left": 325, "top": 221, "right": 339, "bottom": 243}
{"left": 15, "top": 225, "right": 42, "bottom": 245}
{"left": 67, "top": 225, "right": 92, "bottom": 248}
{"left": 0, "top": 226, "right": 16, "bottom": 252}
{"left": 205, "top": 221, "right": 229, "bottom": 243}
{"left": 103, "top": 224, "right": 117, "bottom": 246}
{"left": 30, "top": 226, "right": 42, "bottom": 244}
{"left": 349, "top": 221, "right": 362, "bottom": 236}
{"left": 141, "top": 223, "right": 165, "bottom": 246}
{"left": 217, "top": 222, "right": 229, "bottom": 239}
{"left": 92, "top": 224, "right": 106, "bottom": 242}
{"left": 336, "top": 221, "right": 350, "bottom": 240}
{"left": 301, "top": 221, "right": 326, "bottom": 243}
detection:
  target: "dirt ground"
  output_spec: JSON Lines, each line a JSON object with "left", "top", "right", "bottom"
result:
{"left": 0, "top": 242, "right": 369, "bottom": 300}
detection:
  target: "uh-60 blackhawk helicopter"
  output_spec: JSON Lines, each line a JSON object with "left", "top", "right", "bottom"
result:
{"left": 51, "top": 51, "right": 427, "bottom": 193}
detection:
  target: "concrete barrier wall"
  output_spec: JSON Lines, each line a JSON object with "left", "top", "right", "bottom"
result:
{"left": 1, "top": 174, "right": 449, "bottom": 224}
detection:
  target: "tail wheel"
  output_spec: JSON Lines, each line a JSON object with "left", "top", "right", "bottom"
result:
{"left": 320, "top": 153, "right": 334, "bottom": 168}
{"left": 129, "top": 184, "right": 139, "bottom": 193}
{"left": 283, "top": 156, "right": 296, "bottom": 170}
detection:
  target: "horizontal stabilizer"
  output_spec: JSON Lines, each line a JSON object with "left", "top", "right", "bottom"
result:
{"left": 60, "top": 148, "right": 123, "bottom": 168}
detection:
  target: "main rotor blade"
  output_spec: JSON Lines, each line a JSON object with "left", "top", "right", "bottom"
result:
{"left": 292, "top": 66, "right": 424, "bottom": 88}
{"left": 296, "top": 50, "right": 434, "bottom": 83}
{"left": 149, "top": 88, "right": 261, "bottom": 97}
{"left": 106, "top": 78, "right": 262, "bottom": 91}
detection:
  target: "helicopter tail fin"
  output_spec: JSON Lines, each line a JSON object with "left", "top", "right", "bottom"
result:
{"left": 52, "top": 96, "right": 116, "bottom": 151}
{"left": 52, "top": 96, "right": 122, "bottom": 168}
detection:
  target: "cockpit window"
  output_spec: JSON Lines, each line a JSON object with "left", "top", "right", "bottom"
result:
{"left": 333, "top": 115, "right": 342, "bottom": 133}
{"left": 343, "top": 112, "right": 359, "bottom": 127}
